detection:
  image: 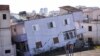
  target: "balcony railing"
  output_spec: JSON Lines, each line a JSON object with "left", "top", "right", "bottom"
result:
{"left": 13, "top": 34, "right": 27, "bottom": 42}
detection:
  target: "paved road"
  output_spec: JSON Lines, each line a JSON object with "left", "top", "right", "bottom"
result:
{"left": 57, "top": 49, "right": 100, "bottom": 56}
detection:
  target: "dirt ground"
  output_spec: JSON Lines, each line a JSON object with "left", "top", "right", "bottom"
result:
{"left": 35, "top": 47, "right": 100, "bottom": 56}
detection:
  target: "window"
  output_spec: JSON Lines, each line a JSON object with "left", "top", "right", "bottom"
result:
{"left": 16, "top": 42, "right": 29, "bottom": 52}
{"left": 70, "top": 30, "right": 76, "bottom": 38}
{"left": 64, "top": 19, "right": 67, "bottom": 25}
{"left": 53, "top": 37, "right": 59, "bottom": 44}
{"left": 32, "top": 25, "right": 39, "bottom": 31}
{"left": 3, "top": 14, "right": 7, "bottom": 20}
{"left": 48, "top": 22, "right": 55, "bottom": 28}
{"left": 33, "top": 26, "right": 36, "bottom": 30}
{"left": 14, "top": 28, "right": 16, "bottom": 32}
{"left": 69, "top": 31, "right": 73, "bottom": 38}
{"left": 5, "top": 50, "right": 10, "bottom": 53}
{"left": 73, "top": 30, "right": 76, "bottom": 37}
{"left": 63, "top": 32, "right": 70, "bottom": 40}
{"left": 63, "top": 31, "right": 70, "bottom": 40}
{"left": 87, "top": 15, "right": 89, "bottom": 18}
{"left": 36, "top": 41, "right": 42, "bottom": 48}
{"left": 82, "top": 26, "right": 83, "bottom": 28}
{"left": 63, "top": 30, "right": 76, "bottom": 40}
{"left": 88, "top": 26, "right": 92, "bottom": 31}
{"left": 21, "top": 42, "right": 28, "bottom": 52}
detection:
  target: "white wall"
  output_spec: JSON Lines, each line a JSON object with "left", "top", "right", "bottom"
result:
{"left": 82, "top": 22, "right": 100, "bottom": 44}
{"left": 25, "top": 13, "right": 84, "bottom": 55}
{"left": 11, "top": 23, "right": 25, "bottom": 36}
{"left": 83, "top": 9, "right": 100, "bottom": 20}
{"left": 0, "top": 11, "right": 11, "bottom": 28}
{"left": 92, "top": 10, "right": 100, "bottom": 20}
{"left": 60, "top": 9, "right": 68, "bottom": 15}
{"left": 73, "top": 12, "right": 85, "bottom": 21}
{"left": 0, "top": 10, "right": 16, "bottom": 56}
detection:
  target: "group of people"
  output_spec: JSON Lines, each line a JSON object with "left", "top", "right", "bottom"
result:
{"left": 64, "top": 38, "right": 94, "bottom": 56}
{"left": 65, "top": 43, "right": 74, "bottom": 56}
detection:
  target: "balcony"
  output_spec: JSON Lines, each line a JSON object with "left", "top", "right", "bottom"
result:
{"left": 13, "top": 34, "right": 27, "bottom": 42}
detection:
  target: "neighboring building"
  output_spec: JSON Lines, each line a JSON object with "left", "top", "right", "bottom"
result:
{"left": 18, "top": 11, "right": 29, "bottom": 20}
{"left": 11, "top": 6, "right": 85, "bottom": 56}
{"left": 80, "top": 7, "right": 100, "bottom": 44}
{"left": 59, "top": 6, "right": 81, "bottom": 15}
{"left": 11, "top": 13, "right": 28, "bottom": 21}
{"left": 81, "top": 21, "right": 100, "bottom": 44}
{"left": 49, "top": 10, "right": 60, "bottom": 17}
{"left": 25, "top": 14, "right": 84, "bottom": 56}
{"left": 30, "top": 10, "right": 36, "bottom": 16}
{"left": 0, "top": 5, "right": 16, "bottom": 56}
{"left": 76, "top": 6, "right": 87, "bottom": 9}
{"left": 59, "top": 6, "right": 85, "bottom": 37}
{"left": 11, "top": 21, "right": 28, "bottom": 56}
{"left": 27, "top": 14, "right": 46, "bottom": 20}
{"left": 39, "top": 8, "right": 48, "bottom": 16}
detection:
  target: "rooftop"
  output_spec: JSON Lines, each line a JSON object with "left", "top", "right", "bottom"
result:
{"left": 0, "top": 5, "right": 9, "bottom": 11}
{"left": 59, "top": 6, "right": 81, "bottom": 12}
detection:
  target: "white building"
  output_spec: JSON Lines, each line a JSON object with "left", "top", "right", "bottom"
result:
{"left": 81, "top": 21, "right": 100, "bottom": 44}
{"left": 80, "top": 7, "right": 100, "bottom": 44}
{"left": 49, "top": 10, "right": 60, "bottom": 17}
{"left": 11, "top": 6, "right": 85, "bottom": 56}
{"left": 39, "top": 8, "right": 48, "bottom": 16}
{"left": 0, "top": 5, "right": 16, "bottom": 56}
{"left": 25, "top": 14, "right": 84, "bottom": 56}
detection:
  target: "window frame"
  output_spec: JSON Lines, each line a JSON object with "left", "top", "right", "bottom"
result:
{"left": 5, "top": 50, "right": 11, "bottom": 54}
{"left": 63, "top": 29, "right": 76, "bottom": 40}
{"left": 14, "top": 28, "right": 16, "bottom": 32}
{"left": 53, "top": 37, "right": 59, "bottom": 44}
{"left": 48, "top": 21, "right": 56, "bottom": 28}
{"left": 35, "top": 41, "right": 42, "bottom": 48}
{"left": 32, "top": 25, "right": 39, "bottom": 31}
{"left": 3, "top": 14, "right": 7, "bottom": 20}
{"left": 63, "top": 32, "right": 70, "bottom": 40}
{"left": 64, "top": 19, "right": 68, "bottom": 25}
{"left": 88, "top": 26, "right": 92, "bottom": 31}
{"left": 69, "top": 31, "right": 73, "bottom": 38}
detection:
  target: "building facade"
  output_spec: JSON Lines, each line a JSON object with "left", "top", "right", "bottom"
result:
{"left": 11, "top": 6, "right": 85, "bottom": 56}
{"left": 39, "top": 8, "right": 48, "bottom": 16}
{"left": 81, "top": 22, "right": 100, "bottom": 44}
{"left": 49, "top": 10, "right": 60, "bottom": 17}
{"left": 80, "top": 7, "right": 100, "bottom": 44}
{"left": 24, "top": 12, "right": 84, "bottom": 55}
{"left": 0, "top": 5, "right": 16, "bottom": 56}
{"left": 25, "top": 14, "right": 76, "bottom": 55}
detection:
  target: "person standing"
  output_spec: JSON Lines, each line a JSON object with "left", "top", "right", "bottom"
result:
{"left": 69, "top": 44, "right": 74, "bottom": 56}
{"left": 65, "top": 44, "right": 70, "bottom": 56}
